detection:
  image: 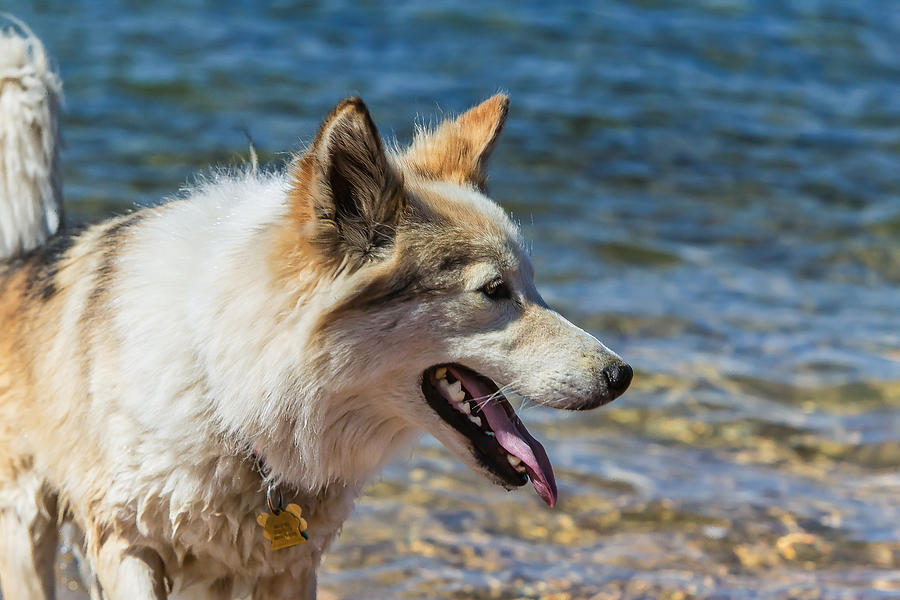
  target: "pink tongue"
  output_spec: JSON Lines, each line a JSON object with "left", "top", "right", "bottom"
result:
{"left": 449, "top": 368, "right": 558, "bottom": 507}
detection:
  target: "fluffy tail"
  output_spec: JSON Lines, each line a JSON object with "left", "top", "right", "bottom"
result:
{"left": 0, "top": 15, "right": 63, "bottom": 260}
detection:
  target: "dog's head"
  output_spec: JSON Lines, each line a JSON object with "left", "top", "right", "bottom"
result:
{"left": 275, "top": 96, "right": 631, "bottom": 506}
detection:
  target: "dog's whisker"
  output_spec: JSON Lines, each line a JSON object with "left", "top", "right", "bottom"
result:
{"left": 469, "top": 381, "right": 522, "bottom": 412}
{"left": 470, "top": 392, "right": 501, "bottom": 411}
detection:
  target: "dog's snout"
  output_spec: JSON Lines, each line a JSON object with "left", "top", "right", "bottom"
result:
{"left": 522, "top": 308, "right": 633, "bottom": 411}
{"left": 602, "top": 363, "right": 633, "bottom": 397}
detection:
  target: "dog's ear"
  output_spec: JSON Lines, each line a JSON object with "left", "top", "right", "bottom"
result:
{"left": 289, "top": 97, "right": 405, "bottom": 265}
{"left": 402, "top": 94, "right": 509, "bottom": 191}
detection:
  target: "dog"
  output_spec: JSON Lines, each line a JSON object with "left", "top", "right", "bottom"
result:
{"left": 0, "top": 20, "right": 632, "bottom": 599}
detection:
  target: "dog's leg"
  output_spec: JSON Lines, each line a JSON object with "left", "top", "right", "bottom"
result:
{"left": 0, "top": 475, "right": 58, "bottom": 600}
{"left": 93, "top": 537, "right": 169, "bottom": 599}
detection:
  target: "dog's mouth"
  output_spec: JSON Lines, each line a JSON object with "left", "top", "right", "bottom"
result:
{"left": 421, "top": 364, "right": 558, "bottom": 507}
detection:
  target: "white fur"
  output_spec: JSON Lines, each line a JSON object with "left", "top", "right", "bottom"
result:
{"left": 49, "top": 173, "right": 419, "bottom": 596}
{"left": 105, "top": 173, "right": 418, "bottom": 493}
{"left": 0, "top": 15, "right": 62, "bottom": 259}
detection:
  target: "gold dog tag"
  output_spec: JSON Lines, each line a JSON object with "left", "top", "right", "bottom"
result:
{"left": 256, "top": 503, "right": 308, "bottom": 550}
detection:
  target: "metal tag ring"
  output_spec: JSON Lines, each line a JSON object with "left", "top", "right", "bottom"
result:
{"left": 266, "top": 484, "right": 284, "bottom": 515}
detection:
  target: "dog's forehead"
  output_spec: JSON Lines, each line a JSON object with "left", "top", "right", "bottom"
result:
{"left": 402, "top": 179, "right": 523, "bottom": 272}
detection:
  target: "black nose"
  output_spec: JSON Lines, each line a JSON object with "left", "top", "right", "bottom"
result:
{"left": 603, "top": 363, "right": 633, "bottom": 396}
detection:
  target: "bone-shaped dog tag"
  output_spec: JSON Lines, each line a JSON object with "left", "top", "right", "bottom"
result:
{"left": 256, "top": 503, "right": 308, "bottom": 550}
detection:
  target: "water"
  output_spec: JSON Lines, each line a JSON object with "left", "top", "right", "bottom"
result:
{"left": 5, "top": 1, "right": 899, "bottom": 598}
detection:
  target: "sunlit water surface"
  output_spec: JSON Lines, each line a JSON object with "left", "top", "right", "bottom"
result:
{"left": 4, "top": 1, "right": 899, "bottom": 598}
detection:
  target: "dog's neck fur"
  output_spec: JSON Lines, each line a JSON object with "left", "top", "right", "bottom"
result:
{"left": 75, "top": 171, "right": 423, "bottom": 594}
{"left": 110, "top": 172, "right": 418, "bottom": 498}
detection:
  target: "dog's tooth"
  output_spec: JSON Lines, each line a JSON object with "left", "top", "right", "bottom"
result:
{"left": 448, "top": 380, "right": 463, "bottom": 396}
{"left": 438, "top": 379, "right": 452, "bottom": 396}
{"left": 516, "top": 464, "right": 527, "bottom": 473}
{"left": 435, "top": 367, "right": 447, "bottom": 380}
{"left": 449, "top": 382, "right": 466, "bottom": 403}
{"left": 460, "top": 402, "right": 471, "bottom": 414}
{"left": 507, "top": 455, "right": 522, "bottom": 467}
{"left": 468, "top": 415, "right": 482, "bottom": 427}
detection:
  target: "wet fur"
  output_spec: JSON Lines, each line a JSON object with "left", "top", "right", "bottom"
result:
{"left": 0, "top": 25, "right": 628, "bottom": 600}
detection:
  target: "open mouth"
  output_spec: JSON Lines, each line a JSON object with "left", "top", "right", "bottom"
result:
{"left": 421, "top": 364, "right": 558, "bottom": 507}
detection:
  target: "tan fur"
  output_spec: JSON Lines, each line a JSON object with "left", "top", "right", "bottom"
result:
{"left": 401, "top": 93, "right": 509, "bottom": 190}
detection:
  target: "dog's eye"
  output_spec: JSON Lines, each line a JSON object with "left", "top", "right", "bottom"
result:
{"left": 480, "top": 278, "right": 511, "bottom": 301}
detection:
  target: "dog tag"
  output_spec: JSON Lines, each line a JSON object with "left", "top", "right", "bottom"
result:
{"left": 256, "top": 503, "right": 309, "bottom": 550}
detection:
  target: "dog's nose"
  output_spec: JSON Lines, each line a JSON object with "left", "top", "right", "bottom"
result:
{"left": 602, "top": 363, "right": 633, "bottom": 397}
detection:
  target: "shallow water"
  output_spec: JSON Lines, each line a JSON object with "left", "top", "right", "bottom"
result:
{"left": 5, "top": 1, "right": 899, "bottom": 598}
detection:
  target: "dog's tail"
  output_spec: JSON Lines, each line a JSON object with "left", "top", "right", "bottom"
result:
{"left": 0, "top": 15, "right": 63, "bottom": 261}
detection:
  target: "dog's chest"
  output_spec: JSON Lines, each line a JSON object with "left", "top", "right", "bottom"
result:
{"left": 136, "top": 477, "right": 361, "bottom": 595}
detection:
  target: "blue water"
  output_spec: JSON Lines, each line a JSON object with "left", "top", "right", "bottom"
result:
{"left": 5, "top": 1, "right": 899, "bottom": 598}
